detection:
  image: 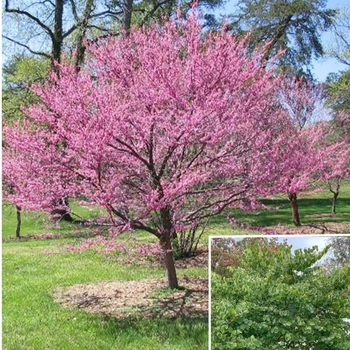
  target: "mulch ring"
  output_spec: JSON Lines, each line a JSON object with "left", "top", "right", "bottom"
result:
{"left": 53, "top": 276, "right": 208, "bottom": 320}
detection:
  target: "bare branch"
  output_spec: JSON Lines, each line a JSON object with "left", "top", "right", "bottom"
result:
{"left": 109, "top": 205, "right": 160, "bottom": 237}
{"left": 88, "top": 9, "right": 123, "bottom": 19}
{"left": 107, "top": 140, "right": 150, "bottom": 169}
{"left": 69, "top": 0, "right": 79, "bottom": 21}
{"left": 2, "top": 35, "right": 52, "bottom": 59}
{"left": 183, "top": 186, "right": 250, "bottom": 223}
{"left": 5, "top": 3, "right": 54, "bottom": 40}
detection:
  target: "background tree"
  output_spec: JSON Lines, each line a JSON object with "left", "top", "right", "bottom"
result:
{"left": 227, "top": 0, "right": 336, "bottom": 75}
{"left": 211, "top": 237, "right": 287, "bottom": 277}
{"left": 317, "top": 114, "right": 350, "bottom": 215}
{"left": 275, "top": 77, "right": 325, "bottom": 226}
{"left": 2, "top": 56, "right": 50, "bottom": 123}
{"left": 2, "top": 54, "right": 77, "bottom": 224}
{"left": 326, "top": 6, "right": 350, "bottom": 112}
{"left": 322, "top": 236, "right": 350, "bottom": 271}
{"left": 3, "top": 12, "right": 302, "bottom": 288}
{"left": 3, "top": 0, "right": 124, "bottom": 67}
{"left": 327, "top": 71, "right": 350, "bottom": 112}
{"left": 3, "top": 0, "right": 225, "bottom": 66}
{"left": 2, "top": 55, "right": 52, "bottom": 236}
{"left": 327, "top": 6, "right": 350, "bottom": 67}
{"left": 323, "top": 6, "right": 350, "bottom": 210}
{"left": 211, "top": 238, "right": 350, "bottom": 349}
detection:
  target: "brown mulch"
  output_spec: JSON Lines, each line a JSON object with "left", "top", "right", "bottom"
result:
{"left": 53, "top": 276, "right": 208, "bottom": 320}
{"left": 269, "top": 222, "right": 350, "bottom": 235}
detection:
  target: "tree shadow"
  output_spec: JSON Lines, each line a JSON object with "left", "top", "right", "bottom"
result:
{"left": 100, "top": 313, "right": 208, "bottom": 347}
{"left": 73, "top": 281, "right": 209, "bottom": 348}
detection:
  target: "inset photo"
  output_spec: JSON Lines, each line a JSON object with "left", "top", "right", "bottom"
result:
{"left": 210, "top": 235, "right": 350, "bottom": 350}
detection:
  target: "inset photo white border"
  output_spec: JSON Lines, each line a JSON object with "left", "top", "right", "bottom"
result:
{"left": 208, "top": 234, "right": 350, "bottom": 350}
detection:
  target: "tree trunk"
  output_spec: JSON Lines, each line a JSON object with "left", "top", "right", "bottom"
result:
{"left": 331, "top": 191, "right": 339, "bottom": 216}
{"left": 328, "top": 178, "right": 341, "bottom": 216}
{"left": 159, "top": 207, "right": 179, "bottom": 289}
{"left": 74, "top": 0, "right": 94, "bottom": 71}
{"left": 288, "top": 192, "right": 301, "bottom": 226}
{"left": 51, "top": 197, "right": 74, "bottom": 222}
{"left": 16, "top": 205, "right": 21, "bottom": 239}
{"left": 52, "top": 0, "right": 64, "bottom": 65}
{"left": 160, "top": 233, "right": 179, "bottom": 289}
{"left": 122, "top": 0, "right": 134, "bottom": 33}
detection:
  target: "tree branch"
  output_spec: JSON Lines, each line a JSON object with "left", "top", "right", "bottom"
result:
{"left": 108, "top": 139, "right": 151, "bottom": 169}
{"left": 5, "top": 2, "right": 54, "bottom": 39}
{"left": 183, "top": 186, "right": 250, "bottom": 223}
{"left": 2, "top": 35, "right": 52, "bottom": 59}
{"left": 109, "top": 205, "right": 160, "bottom": 238}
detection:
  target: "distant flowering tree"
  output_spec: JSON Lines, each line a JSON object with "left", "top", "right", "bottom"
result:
{"left": 318, "top": 112, "right": 350, "bottom": 214}
{"left": 277, "top": 77, "right": 326, "bottom": 226}
{"left": 3, "top": 11, "right": 308, "bottom": 288}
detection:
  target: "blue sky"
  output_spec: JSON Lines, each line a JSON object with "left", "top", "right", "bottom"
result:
{"left": 211, "top": 235, "right": 331, "bottom": 253}
{"left": 210, "top": 235, "right": 350, "bottom": 262}
{"left": 213, "top": 0, "right": 349, "bottom": 82}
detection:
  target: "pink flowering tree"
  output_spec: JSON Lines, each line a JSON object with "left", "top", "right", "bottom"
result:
{"left": 3, "top": 12, "right": 300, "bottom": 288}
{"left": 318, "top": 112, "right": 350, "bottom": 214}
{"left": 2, "top": 125, "right": 79, "bottom": 237}
{"left": 277, "top": 77, "right": 326, "bottom": 226}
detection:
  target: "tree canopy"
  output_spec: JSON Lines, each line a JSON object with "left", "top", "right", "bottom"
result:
{"left": 228, "top": 0, "right": 336, "bottom": 75}
{"left": 325, "top": 6, "right": 350, "bottom": 112}
{"left": 2, "top": 56, "right": 51, "bottom": 122}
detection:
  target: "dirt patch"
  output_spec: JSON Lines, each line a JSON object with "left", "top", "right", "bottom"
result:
{"left": 175, "top": 250, "right": 208, "bottom": 268}
{"left": 53, "top": 276, "right": 208, "bottom": 320}
{"left": 270, "top": 222, "right": 350, "bottom": 235}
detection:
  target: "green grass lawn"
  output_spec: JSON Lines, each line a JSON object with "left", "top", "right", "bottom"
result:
{"left": 2, "top": 238, "right": 207, "bottom": 350}
{"left": 207, "top": 181, "right": 350, "bottom": 234}
{"left": 3, "top": 181, "right": 350, "bottom": 239}
{"left": 2, "top": 201, "right": 108, "bottom": 239}
{"left": 2, "top": 203, "right": 208, "bottom": 349}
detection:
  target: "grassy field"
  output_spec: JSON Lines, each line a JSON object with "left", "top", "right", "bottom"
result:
{"left": 207, "top": 182, "right": 350, "bottom": 235}
{"left": 2, "top": 205, "right": 208, "bottom": 349}
{"left": 2, "top": 237, "right": 207, "bottom": 350}
{"left": 2, "top": 183, "right": 350, "bottom": 349}
{"left": 3, "top": 181, "right": 350, "bottom": 239}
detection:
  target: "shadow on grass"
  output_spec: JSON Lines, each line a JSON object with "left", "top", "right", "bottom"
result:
{"left": 100, "top": 313, "right": 208, "bottom": 347}
{"left": 1, "top": 228, "right": 107, "bottom": 243}
{"left": 208, "top": 197, "right": 350, "bottom": 229}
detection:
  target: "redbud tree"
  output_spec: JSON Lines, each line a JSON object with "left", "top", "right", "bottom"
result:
{"left": 4, "top": 12, "right": 300, "bottom": 288}
{"left": 317, "top": 111, "right": 350, "bottom": 215}
{"left": 277, "top": 77, "right": 326, "bottom": 226}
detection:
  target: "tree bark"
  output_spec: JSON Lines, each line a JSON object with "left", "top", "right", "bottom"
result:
{"left": 74, "top": 0, "right": 94, "bottom": 71}
{"left": 331, "top": 191, "right": 339, "bottom": 216}
{"left": 159, "top": 207, "right": 179, "bottom": 289}
{"left": 160, "top": 233, "right": 179, "bottom": 289}
{"left": 122, "top": 0, "right": 134, "bottom": 33}
{"left": 328, "top": 178, "right": 341, "bottom": 216}
{"left": 53, "top": 0, "right": 64, "bottom": 65}
{"left": 16, "top": 205, "right": 21, "bottom": 239}
{"left": 288, "top": 192, "right": 301, "bottom": 226}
